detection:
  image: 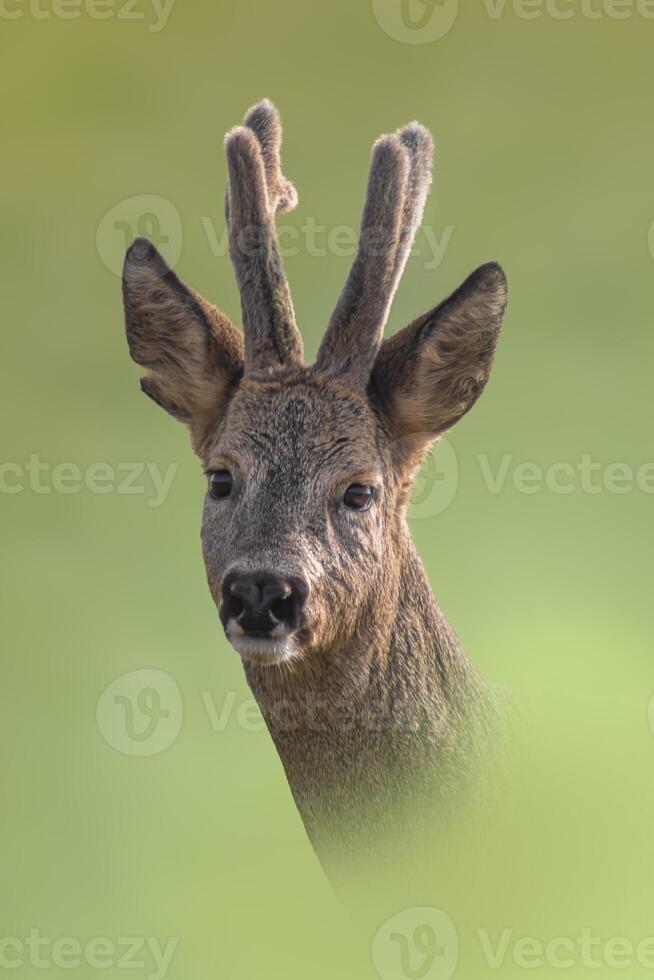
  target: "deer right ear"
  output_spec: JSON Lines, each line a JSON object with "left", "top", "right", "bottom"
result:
{"left": 122, "top": 238, "right": 244, "bottom": 449}
{"left": 370, "top": 262, "right": 508, "bottom": 455}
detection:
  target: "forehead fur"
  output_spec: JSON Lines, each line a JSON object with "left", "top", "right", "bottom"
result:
{"left": 205, "top": 367, "right": 384, "bottom": 469}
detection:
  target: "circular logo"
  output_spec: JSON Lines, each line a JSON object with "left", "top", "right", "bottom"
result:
{"left": 371, "top": 0, "right": 459, "bottom": 44}
{"left": 96, "top": 195, "right": 182, "bottom": 276}
{"left": 372, "top": 906, "right": 459, "bottom": 980}
{"left": 96, "top": 669, "right": 183, "bottom": 757}
{"left": 408, "top": 437, "right": 459, "bottom": 520}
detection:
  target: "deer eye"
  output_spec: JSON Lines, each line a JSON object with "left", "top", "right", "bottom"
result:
{"left": 343, "top": 484, "right": 374, "bottom": 511}
{"left": 208, "top": 469, "right": 233, "bottom": 499}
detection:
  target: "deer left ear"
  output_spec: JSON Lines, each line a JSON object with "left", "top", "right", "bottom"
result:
{"left": 370, "top": 262, "right": 507, "bottom": 449}
{"left": 123, "top": 238, "right": 244, "bottom": 452}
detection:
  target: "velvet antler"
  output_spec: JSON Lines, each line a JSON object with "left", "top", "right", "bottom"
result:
{"left": 224, "top": 100, "right": 303, "bottom": 373}
{"left": 315, "top": 122, "right": 433, "bottom": 388}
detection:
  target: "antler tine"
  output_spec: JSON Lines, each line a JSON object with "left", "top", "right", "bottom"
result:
{"left": 315, "top": 134, "right": 409, "bottom": 387}
{"left": 393, "top": 122, "right": 433, "bottom": 291}
{"left": 224, "top": 100, "right": 303, "bottom": 373}
{"left": 243, "top": 99, "right": 299, "bottom": 215}
{"left": 315, "top": 121, "right": 434, "bottom": 389}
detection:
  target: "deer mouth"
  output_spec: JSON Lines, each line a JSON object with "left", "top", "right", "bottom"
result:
{"left": 225, "top": 626, "right": 301, "bottom": 667}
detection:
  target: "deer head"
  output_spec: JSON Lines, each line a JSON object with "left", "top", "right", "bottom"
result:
{"left": 123, "top": 100, "right": 507, "bottom": 669}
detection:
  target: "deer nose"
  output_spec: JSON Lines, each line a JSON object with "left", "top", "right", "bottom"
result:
{"left": 220, "top": 572, "right": 308, "bottom": 637}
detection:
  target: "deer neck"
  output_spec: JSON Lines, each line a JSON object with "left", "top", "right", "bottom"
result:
{"left": 242, "top": 529, "right": 487, "bottom": 860}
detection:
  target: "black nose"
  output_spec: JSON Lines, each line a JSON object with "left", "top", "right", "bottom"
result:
{"left": 220, "top": 571, "right": 308, "bottom": 637}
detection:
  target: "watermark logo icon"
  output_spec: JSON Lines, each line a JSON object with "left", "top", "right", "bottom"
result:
{"left": 409, "top": 437, "right": 459, "bottom": 519}
{"left": 96, "top": 669, "right": 183, "bottom": 756}
{"left": 372, "top": 906, "right": 459, "bottom": 980}
{"left": 96, "top": 195, "right": 182, "bottom": 276}
{"left": 372, "top": 0, "right": 459, "bottom": 43}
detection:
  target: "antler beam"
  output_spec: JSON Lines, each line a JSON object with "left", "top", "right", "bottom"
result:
{"left": 224, "top": 100, "right": 303, "bottom": 373}
{"left": 315, "top": 122, "right": 433, "bottom": 388}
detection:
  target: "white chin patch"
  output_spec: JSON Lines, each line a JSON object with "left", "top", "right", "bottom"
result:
{"left": 227, "top": 630, "right": 299, "bottom": 667}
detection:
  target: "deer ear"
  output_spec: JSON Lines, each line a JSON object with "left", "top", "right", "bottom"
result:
{"left": 370, "top": 263, "right": 507, "bottom": 451}
{"left": 122, "top": 238, "right": 244, "bottom": 449}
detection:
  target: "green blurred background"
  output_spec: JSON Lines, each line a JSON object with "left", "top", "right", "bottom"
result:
{"left": 2, "top": 0, "right": 653, "bottom": 976}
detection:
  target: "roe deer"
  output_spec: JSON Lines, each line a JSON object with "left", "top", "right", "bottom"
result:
{"left": 122, "top": 100, "right": 509, "bottom": 872}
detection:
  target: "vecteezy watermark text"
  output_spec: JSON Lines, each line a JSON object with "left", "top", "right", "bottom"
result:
{"left": 478, "top": 453, "right": 654, "bottom": 496}
{"left": 478, "top": 927, "right": 654, "bottom": 970}
{"left": 0, "top": 930, "right": 178, "bottom": 979}
{"left": 407, "top": 445, "right": 654, "bottom": 522}
{"left": 372, "top": 0, "right": 654, "bottom": 47}
{"left": 372, "top": 906, "right": 654, "bottom": 979}
{"left": 0, "top": 0, "right": 175, "bottom": 31}
{"left": 97, "top": 671, "right": 454, "bottom": 759}
{"left": 482, "top": 0, "right": 654, "bottom": 20}
{"left": 200, "top": 215, "right": 453, "bottom": 269}
{"left": 0, "top": 455, "right": 178, "bottom": 508}
{"left": 96, "top": 194, "right": 454, "bottom": 277}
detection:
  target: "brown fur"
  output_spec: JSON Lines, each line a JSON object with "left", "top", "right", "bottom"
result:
{"left": 371, "top": 261, "right": 508, "bottom": 464}
{"left": 121, "top": 101, "right": 509, "bottom": 875}
{"left": 122, "top": 238, "right": 243, "bottom": 452}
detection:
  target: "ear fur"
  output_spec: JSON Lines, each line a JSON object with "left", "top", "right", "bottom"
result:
{"left": 122, "top": 238, "right": 244, "bottom": 451}
{"left": 370, "top": 262, "right": 508, "bottom": 454}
